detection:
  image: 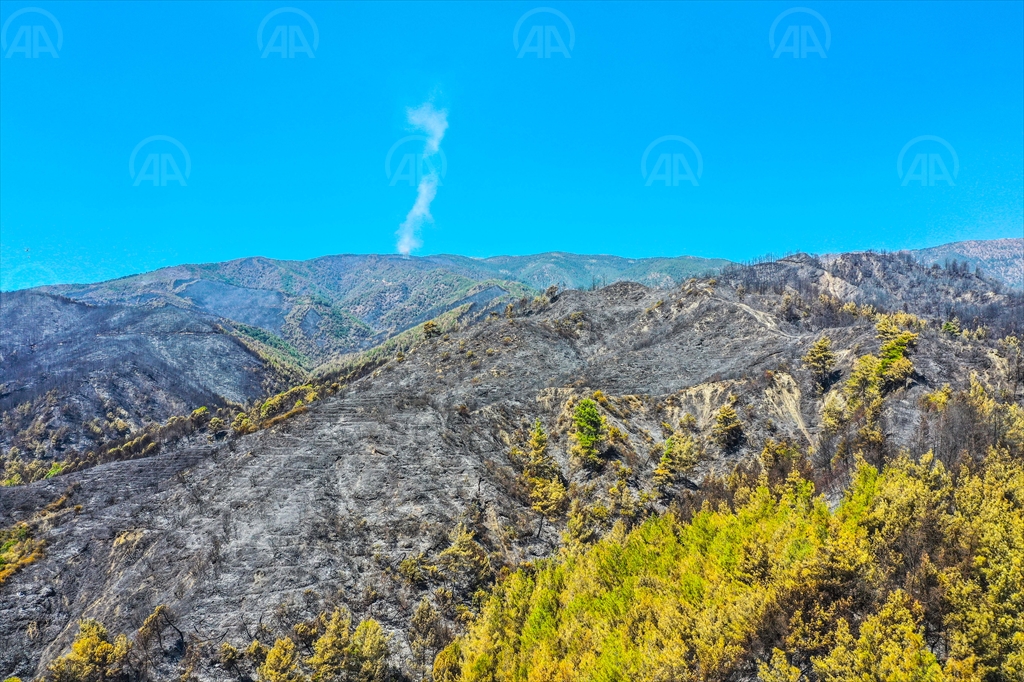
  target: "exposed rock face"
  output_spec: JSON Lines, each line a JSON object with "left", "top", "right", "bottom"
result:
{"left": 2, "top": 252, "right": 1018, "bottom": 679}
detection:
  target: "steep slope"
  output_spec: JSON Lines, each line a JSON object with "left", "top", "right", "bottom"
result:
{"left": 42, "top": 252, "right": 727, "bottom": 360}
{"left": 2, "top": 252, "right": 1019, "bottom": 679}
{"left": 0, "top": 253, "right": 724, "bottom": 481}
{"left": 0, "top": 291, "right": 281, "bottom": 466}
{"left": 45, "top": 255, "right": 537, "bottom": 364}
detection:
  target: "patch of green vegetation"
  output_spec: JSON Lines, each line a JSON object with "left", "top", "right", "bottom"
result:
{"left": 314, "top": 304, "right": 472, "bottom": 383}
{"left": 447, "top": 443, "right": 1024, "bottom": 681}
{"left": 232, "top": 322, "right": 311, "bottom": 375}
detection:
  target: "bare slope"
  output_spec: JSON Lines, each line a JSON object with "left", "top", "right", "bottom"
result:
{"left": 1, "top": 252, "right": 1018, "bottom": 679}
{"left": 0, "top": 291, "right": 279, "bottom": 460}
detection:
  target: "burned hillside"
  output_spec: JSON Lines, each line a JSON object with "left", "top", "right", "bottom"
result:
{"left": 1, "top": 252, "right": 1021, "bottom": 680}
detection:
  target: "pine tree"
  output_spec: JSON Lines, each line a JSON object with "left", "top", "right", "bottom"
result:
{"left": 308, "top": 610, "right": 352, "bottom": 682}
{"left": 347, "top": 620, "right": 390, "bottom": 682}
{"left": 432, "top": 641, "right": 462, "bottom": 682}
{"left": 652, "top": 434, "right": 699, "bottom": 492}
{"left": 802, "top": 336, "right": 837, "bottom": 391}
{"left": 812, "top": 591, "right": 942, "bottom": 681}
{"left": 530, "top": 476, "right": 567, "bottom": 528}
{"left": 758, "top": 650, "right": 801, "bottom": 682}
{"left": 525, "top": 419, "right": 555, "bottom": 480}
{"left": 409, "top": 599, "right": 446, "bottom": 679}
{"left": 438, "top": 523, "right": 491, "bottom": 592}
{"left": 570, "top": 399, "right": 606, "bottom": 466}
{"left": 712, "top": 405, "right": 743, "bottom": 449}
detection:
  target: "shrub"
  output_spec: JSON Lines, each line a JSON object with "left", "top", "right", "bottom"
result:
{"left": 0, "top": 522, "right": 45, "bottom": 585}
{"left": 258, "top": 638, "right": 305, "bottom": 682}
{"left": 44, "top": 619, "right": 132, "bottom": 682}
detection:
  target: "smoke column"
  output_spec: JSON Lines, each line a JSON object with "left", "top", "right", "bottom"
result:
{"left": 396, "top": 103, "right": 448, "bottom": 256}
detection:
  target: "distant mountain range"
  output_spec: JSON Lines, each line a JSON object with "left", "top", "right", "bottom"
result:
{"left": 904, "top": 238, "right": 1022, "bottom": 289}
{"left": 0, "top": 240, "right": 1019, "bottom": 474}
{"left": 0, "top": 252, "right": 724, "bottom": 463}
{"left": 37, "top": 252, "right": 729, "bottom": 365}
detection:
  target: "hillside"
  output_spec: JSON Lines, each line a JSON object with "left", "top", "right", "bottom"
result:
{"left": 908, "top": 237, "right": 1023, "bottom": 289}
{"left": 2, "top": 251, "right": 1021, "bottom": 680}
{"left": 0, "top": 253, "right": 724, "bottom": 483}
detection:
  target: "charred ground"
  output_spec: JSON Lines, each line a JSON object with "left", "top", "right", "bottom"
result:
{"left": 0, "top": 250, "right": 1021, "bottom": 679}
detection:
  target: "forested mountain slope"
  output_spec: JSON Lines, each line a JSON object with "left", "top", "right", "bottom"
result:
{"left": 1, "top": 251, "right": 1021, "bottom": 681}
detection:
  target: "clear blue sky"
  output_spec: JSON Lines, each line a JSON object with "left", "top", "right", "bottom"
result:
{"left": 1, "top": 1, "right": 1022, "bottom": 289}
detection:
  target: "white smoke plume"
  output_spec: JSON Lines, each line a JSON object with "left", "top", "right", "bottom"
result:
{"left": 396, "top": 102, "right": 448, "bottom": 256}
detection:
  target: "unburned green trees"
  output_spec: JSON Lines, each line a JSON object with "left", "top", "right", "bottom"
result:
{"left": 802, "top": 336, "right": 837, "bottom": 392}
{"left": 570, "top": 399, "right": 606, "bottom": 467}
{"left": 712, "top": 405, "right": 743, "bottom": 449}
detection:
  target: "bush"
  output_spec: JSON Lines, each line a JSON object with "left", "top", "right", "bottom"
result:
{"left": 44, "top": 619, "right": 132, "bottom": 682}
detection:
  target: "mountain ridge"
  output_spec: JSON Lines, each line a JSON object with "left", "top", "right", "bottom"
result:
{"left": 2, "top": 249, "right": 1021, "bottom": 679}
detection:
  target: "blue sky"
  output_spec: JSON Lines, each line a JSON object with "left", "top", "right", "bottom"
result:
{"left": 1, "top": 1, "right": 1021, "bottom": 289}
